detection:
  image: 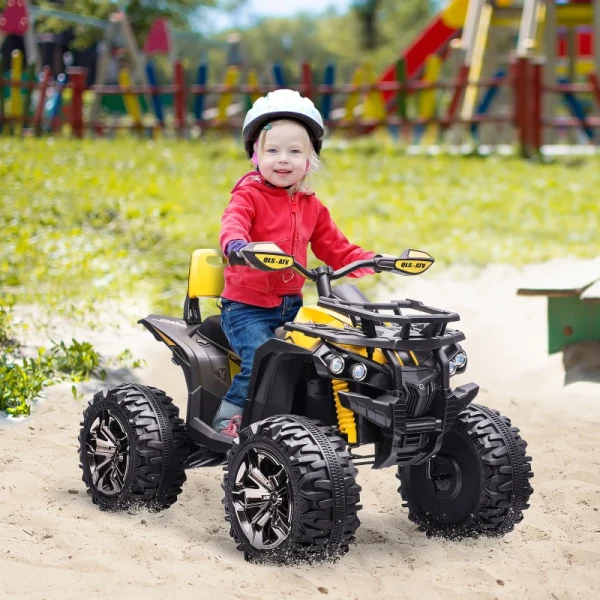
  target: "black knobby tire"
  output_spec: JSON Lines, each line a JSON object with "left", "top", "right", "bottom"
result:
{"left": 78, "top": 383, "right": 188, "bottom": 511}
{"left": 222, "top": 415, "right": 361, "bottom": 562}
{"left": 398, "top": 403, "right": 534, "bottom": 538}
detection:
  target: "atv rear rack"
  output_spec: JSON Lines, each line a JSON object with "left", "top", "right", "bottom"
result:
{"left": 285, "top": 298, "right": 464, "bottom": 351}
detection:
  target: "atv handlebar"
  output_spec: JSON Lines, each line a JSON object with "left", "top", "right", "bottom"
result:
{"left": 228, "top": 253, "right": 394, "bottom": 280}
{"left": 227, "top": 250, "right": 247, "bottom": 267}
{"left": 227, "top": 243, "right": 434, "bottom": 299}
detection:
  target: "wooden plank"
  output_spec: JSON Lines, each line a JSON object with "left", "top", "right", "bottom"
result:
{"left": 518, "top": 277, "right": 600, "bottom": 297}
{"left": 517, "top": 267, "right": 600, "bottom": 298}
{"left": 581, "top": 280, "right": 600, "bottom": 303}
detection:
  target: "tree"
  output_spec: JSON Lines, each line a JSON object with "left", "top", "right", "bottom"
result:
{"left": 352, "top": 0, "right": 383, "bottom": 51}
{"left": 31, "top": 0, "right": 218, "bottom": 49}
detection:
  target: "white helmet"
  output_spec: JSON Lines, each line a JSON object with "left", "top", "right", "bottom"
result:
{"left": 242, "top": 89, "right": 324, "bottom": 157}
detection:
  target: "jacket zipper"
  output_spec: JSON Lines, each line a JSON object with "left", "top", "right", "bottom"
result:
{"left": 290, "top": 193, "right": 298, "bottom": 257}
{"left": 287, "top": 193, "right": 299, "bottom": 284}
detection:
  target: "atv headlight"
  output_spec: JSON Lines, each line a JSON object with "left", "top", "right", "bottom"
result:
{"left": 454, "top": 350, "right": 467, "bottom": 371}
{"left": 351, "top": 362, "right": 367, "bottom": 381}
{"left": 328, "top": 355, "right": 345, "bottom": 375}
{"left": 448, "top": 359, "right": 457, "bottom": 376}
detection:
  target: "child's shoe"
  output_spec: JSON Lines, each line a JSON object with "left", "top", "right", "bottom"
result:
{"left": 212, "top": 400, "right": 243, "bottom": 436}
{"left": 221, "top": 415, "right": 242, "bottom": 438}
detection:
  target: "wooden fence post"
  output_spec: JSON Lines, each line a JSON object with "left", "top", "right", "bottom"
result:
{"left": 444, "top": 63, "right": 469, "bottom": 135}
{"left": 301, "top": 62, "right": 312, "bottom": 100}
{"left": 67, "top": 67, "right": 87, "bottom": 139}
{"left": 174, "top": 60, "right": 186, "bottom": 138}
{"left": 531, "top": 59, "right": 544, "bottom": 155}
{"left": 515, "top": 56, "right": 531, "bottom": 158}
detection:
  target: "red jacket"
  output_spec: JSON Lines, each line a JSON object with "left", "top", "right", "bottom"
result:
{"left": 220, "top": 172, "right": 376, "bottom": 308}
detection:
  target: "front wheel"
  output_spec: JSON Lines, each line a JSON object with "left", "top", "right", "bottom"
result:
{"left": 223, "top": 415, "right": 361, "bottom": 562}
{"left": 78, "top": 384, "right": 188, "bottom": 511}
{"left": 398, "top": 404, "right": 533, "bottom": 538}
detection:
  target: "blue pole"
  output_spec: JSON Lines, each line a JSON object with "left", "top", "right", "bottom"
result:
{"left": 471, "top": 68, "right": 506, "bottom": 139}
{"left": 272, "top": 63, "right": 286, "bottom": 88}
{"left": 321, "top": 64, "right": 335, "bottom": 121}
{"left": 194, "top": 63, "right": 207, "bottom": 122}
{"left": 145, "top": 60, "right": 164, "bottom": 126}
{"left": 559, "top": 76, "right": 594, "bottom": 141}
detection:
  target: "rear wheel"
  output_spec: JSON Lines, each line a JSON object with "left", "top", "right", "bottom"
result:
{"left": 398, "top": 404, "right": 533, "bottom": 538}
{"left": 223, "top": 415, "right": 361, "bottom": 562}
{"left": 79, "top": 384, "right": 188, "bottom": 511}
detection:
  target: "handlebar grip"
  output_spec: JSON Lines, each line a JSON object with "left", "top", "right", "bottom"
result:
{"left": 227, "top": 250, "right": 247, "bottom": 266}
{"left": 373, "top": 256, "right": 396, "bottom": 273}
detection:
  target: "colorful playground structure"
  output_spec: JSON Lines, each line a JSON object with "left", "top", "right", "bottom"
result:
{"left": 1, "top": 0, "right": 600, "bottom": 154}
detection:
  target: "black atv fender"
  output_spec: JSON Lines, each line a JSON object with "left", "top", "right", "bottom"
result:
{"left": 138, "top": 314, "right": 230, "bottom": 428}
{"left": 242, "top": 339, "right": 316, "bottom": 428}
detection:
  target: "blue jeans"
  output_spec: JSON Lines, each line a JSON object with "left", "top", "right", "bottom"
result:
{"left": 219, "top": 296, "right": 303, "bottom": 409}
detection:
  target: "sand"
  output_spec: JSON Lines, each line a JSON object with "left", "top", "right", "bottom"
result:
{"left": 1, "top": 259, "right": 599, "bottom": 600}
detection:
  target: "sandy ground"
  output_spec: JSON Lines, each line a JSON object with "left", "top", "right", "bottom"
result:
{"left": 1, "top": 259, "right": 599, "bottom": 600}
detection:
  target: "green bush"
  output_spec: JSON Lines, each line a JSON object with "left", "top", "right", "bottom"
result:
{"left": 44, "top": 339, "right": 105, "bottom": 382}
{"left": 0, "top": 350, "right": 51, "bottom": 416}
{"left": 0, "top": 338, "right": 106, "bottom": 417}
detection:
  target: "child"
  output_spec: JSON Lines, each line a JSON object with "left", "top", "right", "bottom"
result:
{"left": 212, "top": 89, "right": 376, "bottom": 436}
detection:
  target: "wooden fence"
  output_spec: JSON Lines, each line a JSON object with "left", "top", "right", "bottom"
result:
{"left": 2, "top": 51, "right": 600, "bottom": 156}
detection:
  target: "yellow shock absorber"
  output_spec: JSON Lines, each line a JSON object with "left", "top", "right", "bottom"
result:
{"left": 332, "top": 379, "right": 357, "bottom": 444}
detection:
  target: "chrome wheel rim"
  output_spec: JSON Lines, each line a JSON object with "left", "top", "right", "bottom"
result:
{"left": 85, "top": 409, "right": 130, "bottom": 496}
{"left": 232, "top": 448, "right": 292, "bottom": 550}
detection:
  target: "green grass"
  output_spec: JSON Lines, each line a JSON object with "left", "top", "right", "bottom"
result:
{"left": 2, "top": 136, "right": 599, "bottom": 320}
{"left": 1, "top": 136, "right": 599, "bottom": 416}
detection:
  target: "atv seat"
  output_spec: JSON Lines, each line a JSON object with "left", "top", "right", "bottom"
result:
{"left": 198, "top": 315, "right": 232, "bottom": 352}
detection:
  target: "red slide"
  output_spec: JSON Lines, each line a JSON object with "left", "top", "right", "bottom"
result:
{"left": 379, "top": 0, "right": 470, "bottom": 104}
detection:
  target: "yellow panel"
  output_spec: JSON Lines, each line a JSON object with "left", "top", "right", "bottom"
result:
{"left": 490, "top": 16, "right": 522, "bottom": 28}
{"left": 188, "top": 249, "right": 226, "bottom": 299}
{"left": 535, "top": 2, "right": 546, "bottom": 54}
{"left": 10, "top": 50, "right": 23, "bottom": 120}
{"left": 557, "top": 61, "right": 595, "bottom": 76}
{"left": 556, "top": 5, "right": 593, "bottom": 27}
{"left": 286, "top": 305, "right": 353, "bottom": 349}
{"left": 462, "top": 2, "right": 493, "bottom": 122}
{"left": 217, "top": 65, "right": 240, "bottom": 121}
{"left": 441, "top": 0, "right": 470, "bottom": 30}
{"left": 420, "top": 55, "right": 442, "bottom": 118}
{"left": 363, "top": 63, "right": 386, "bottom": 121}
{"left": 118, "top": 68, "right": 142, "bottom": 124}
{"left": 345, "top": 65, "right": 364, "bottom": 119}
{"left": 247, "top": 69, "right": 261, "bottom": 103}
{"left": 419, "top": 54, "right": 442, "bottom": 144}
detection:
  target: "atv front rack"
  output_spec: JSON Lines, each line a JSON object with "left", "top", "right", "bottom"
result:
{"left": 285, "top": 298, "right": 464, "bottom": 351}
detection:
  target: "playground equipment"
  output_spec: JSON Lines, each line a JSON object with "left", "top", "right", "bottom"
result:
{"left": 2, "top": 1, "right": 600, "bottom": 153}
{"left": 518, "top": 268, "right": 600, "bottom": 354}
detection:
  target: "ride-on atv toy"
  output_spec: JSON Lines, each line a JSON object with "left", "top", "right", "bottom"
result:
{"left": 79, "top": 243, "right": 533, "bottom": 561}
